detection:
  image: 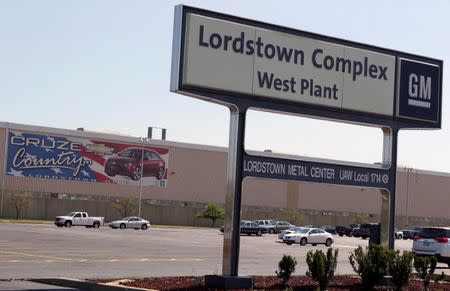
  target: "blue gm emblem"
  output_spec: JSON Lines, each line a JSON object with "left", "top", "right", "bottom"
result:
{"left": 397, "top": 58, "right": 440, "bottom": 124}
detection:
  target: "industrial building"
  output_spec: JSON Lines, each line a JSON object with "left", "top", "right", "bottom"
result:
{"left": 0, "top": 121, "right": 449, "bottom": 227}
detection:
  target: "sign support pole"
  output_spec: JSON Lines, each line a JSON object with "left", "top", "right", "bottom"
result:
{"left": 222, "top": 106, "right": 246, "bottom": 276}
{"left": 380, "top": 127, "right": 398, "bottom": 249}
{"left": 388, "top": 128, "right": 399, "bottom": 249}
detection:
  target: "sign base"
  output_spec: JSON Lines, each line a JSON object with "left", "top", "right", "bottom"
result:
{"left": 205, "top": 275, "right": 253, "bottom": 289}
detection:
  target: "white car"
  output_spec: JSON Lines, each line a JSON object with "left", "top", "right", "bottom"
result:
{"left": 412, "top": 227, "right": 450, "bottom": 268}
{"left": 278, "top": 226, "right": 304, "bottom": 240}
{"left": 284, "top": 227, "right": 334, "bottom": 247}
{"left": 395, "top": 229, "right": 403, "bottom": 239}
{"left": 109, "top": 217, "right": 151, "bottom": 230}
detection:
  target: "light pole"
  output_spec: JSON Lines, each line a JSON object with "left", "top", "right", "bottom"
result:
{"left": 138, "top": 137, "right": 146, "bottom": 218}
{"left": 0, "top": 128, "right": 9, "bottom": 218}
{"left": 0, "top": 175, "right": 4, "bottom": 218}
{"left": 405, "top": 167, "right": 413, "bottom": 226}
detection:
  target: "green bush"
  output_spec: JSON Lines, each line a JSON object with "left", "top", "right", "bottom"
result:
{"left": 388, "top": 250, "right": 413, "bottom": 291}
{"left": 414, "top": 255, "right": 435, "bottom": 281}
{"left": 349, "top": 244, "right": 389, "bottom": 289}
{"left": 276, "top": 254, "right": 297, "bottom": 286}
{"left": 413, "top": 256, "right": 444, "bottom": 290}
{"left": 306, "top": 248, "right": 338, "bottom": 291}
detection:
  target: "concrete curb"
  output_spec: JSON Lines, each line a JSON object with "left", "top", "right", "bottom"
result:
{"left": 29, "top": 278, "right": 157, "bottom": 291}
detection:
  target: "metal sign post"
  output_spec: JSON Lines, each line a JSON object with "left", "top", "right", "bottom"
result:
{"left": 222, "top": 107, "right": 246, "bottom": 276}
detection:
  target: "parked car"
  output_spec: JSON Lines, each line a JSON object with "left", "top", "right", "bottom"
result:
{"left": 352, "top": 224, "right": 371, "bottom": 239}
{"left": 335, "top": 224, "right": 359, "bottom": 237}
{"left": 284, "top": 228, "right": 334, "bottom": 247}
{"left": 219, "top": 220, "right": 249, "bottom": 232}
{"left": 219, "top": 220, "right": 267, "bottom": 236}
{"left": 253, "top": 219, "right": 276, "bottom": 234}
{"left": 109, "top": 216, "right": 150, "bottom": 230}
{"left": 412, "top": 227, "right": 450, "bottom": 267}
{"left": 402, "top": 226, "right": 423, "bottom": 240}
{"left": 320, "top": 225, "right": 336, "bottom": 235}
{"left": 104, "top": 147, "right": 166, "bottom": 181}
{"left": 395, "top": 228, "right": 403, "bottom": 239}
{"left": 55, "top": 212, "right": 104, "bottom": 228}
{"left": 278, "top": 226, "right": 304, "bottom": 240}
{"left": 241, "top": 221, "right": 268, "bottom": 236}
{"left": 273, "top": 221, "right": 295, "bottom": 233}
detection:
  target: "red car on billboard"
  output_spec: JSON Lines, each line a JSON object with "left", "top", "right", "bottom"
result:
{"left": 104, "top": 147, "right": 166, "bottom": 181}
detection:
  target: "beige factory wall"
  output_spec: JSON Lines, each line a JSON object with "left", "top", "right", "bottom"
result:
{"left": 0, "top": 192, "right": 215, "bottom": 226}
{"left": 3, "top": 190, "right": 449, "bottom": 228}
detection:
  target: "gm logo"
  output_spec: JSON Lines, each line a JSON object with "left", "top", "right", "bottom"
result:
{"left": 408, "top": 73, "right": 431, "bottom": 108}
{"left": 397, "top": 58, "right": 440, "bottom": 123}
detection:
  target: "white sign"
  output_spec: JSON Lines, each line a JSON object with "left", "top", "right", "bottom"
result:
{"left": 179, "top": 13, "right": 395, "bottom": 116}
{"left": 172, "top": 6, "right": 442, "bottom": 126}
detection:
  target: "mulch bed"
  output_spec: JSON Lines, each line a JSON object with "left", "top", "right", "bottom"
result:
{"left": 115, "top": 275, "right": 450, "bottom": 290}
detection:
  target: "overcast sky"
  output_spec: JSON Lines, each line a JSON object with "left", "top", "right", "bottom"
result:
{"left": 0, "top": 0, "right": 448, "bottom": 172}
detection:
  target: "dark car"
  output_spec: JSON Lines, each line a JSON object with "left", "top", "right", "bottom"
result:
{"left": 352, "top": 224, "right": 371, "bottom": 239}
{"left": 320, "top": 225, "right": 336, "bottom": 235}
{"left": 336, "top": 224, "right": 359, "bottom": 237}
{"left": 219, "top": 220, "right": 267, "bottom": 236}
{"left": 104, "top": 147, "right": 165, "bottom": 181}
{"left": 241, "top": 221, "right": 268, "bottom": 236}
{"left": 402, "top": 226, "right": 423, "bottom": 240}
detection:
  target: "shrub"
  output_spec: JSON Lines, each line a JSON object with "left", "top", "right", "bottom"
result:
{"left": 196, "top": 203, "right": 224, "bottom": 227}
{"left": 306, "top": 248, "right": 338, "bottom": 291}
{"left": 349, "top": 244, "right": 389, "bottom": 289}
{"left": 276, "top": 255, "right": 297, "bottom": 286}
{"left": 414, "top": 255, "right": 434, "bottom": 281}
{"left": 413, "top": 256, "right": 444, "bottom": 290}
{"left": 388, "top": 250, "right": 413, "bottom": 291}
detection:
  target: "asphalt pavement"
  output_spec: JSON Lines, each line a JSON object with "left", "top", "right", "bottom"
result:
{"left": 0, "top": 223, "right": 449, "bottom": 282}
{"left": 0, "top": 280, "right": 79, "bottom": 290}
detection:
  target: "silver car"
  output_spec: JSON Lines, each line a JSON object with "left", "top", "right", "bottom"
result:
{"left": 278, "top": 226, "right": 304, "bottom": 240}
{"left": 109, "top": 216, "right": 150, "bottom": 230}
{"left": 273, "top": 221, "right": 294, "bottom": 233}
{"left": 253, "top": 220, "right": 277, "bottom": 234}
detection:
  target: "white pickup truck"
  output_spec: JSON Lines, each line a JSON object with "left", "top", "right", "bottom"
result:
{"left": 55, "top": 212, "right": 104, "bottom": 228}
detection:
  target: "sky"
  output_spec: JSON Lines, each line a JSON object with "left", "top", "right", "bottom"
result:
{"left": 0, "top": 0, "right": 449, "bottom": 172}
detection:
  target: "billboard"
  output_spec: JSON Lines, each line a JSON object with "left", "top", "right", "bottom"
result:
{"left": 171, "top": 6, "right": 443, "bottom": 127}
{"left": 6, "top": 131, "right": 169, "bottom": 187}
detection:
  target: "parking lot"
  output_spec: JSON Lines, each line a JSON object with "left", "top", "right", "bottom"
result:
{"left": 0, "top": 223, "right": 449, "bottom": 280}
